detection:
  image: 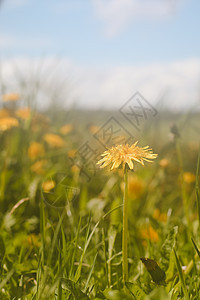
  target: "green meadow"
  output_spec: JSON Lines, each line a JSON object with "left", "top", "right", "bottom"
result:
{"left": 0, "top": 95, "right": 200, "bottom": 299}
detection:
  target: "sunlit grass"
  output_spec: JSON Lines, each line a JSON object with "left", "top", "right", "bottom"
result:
{"left": 0, "top": 94, "right": 200, "bottom": 299}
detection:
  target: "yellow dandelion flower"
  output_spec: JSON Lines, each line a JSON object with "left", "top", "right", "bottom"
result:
{"left": 97, "top": 142, "right": 157, "bottom": 170}
{"left": 60, "top": 124, "right": 73, "bottom": 135}
{"left": 2, "top": 93, "right": 20, "bottom": 102}
{"left": 28, "top": 142, "right": 45, "bottom": 160}
{"left": 31, "top": 160, "right": 47, "bottom": 174}
{"left": 67, "top": 149, "right": 76, "bottom": 158}
{"left": 16, "top": 107, "right": 31, "bottom": 120}
{"left": 0, "top": 117, "right": 19, "bottom": 131}
{"left": 153, "top": 209, "right": 167, "bottom": 223}
{"left": 183, "top": 172, "right": 196, "bottom": 184}
{"left": 0, "top": 108, "right": 11, "bottom": 118}
{"left": 159, "top": 158, "right": 169, "bottom": 168}
{"left": 44, "top": 133, "right": 65, "bottom": 148}
{"left": 42, "top": 180, "right": 56, "bottom": 192}
{"left": 71, "top": 164, "right": 80, "bottom": 174}
{"left": 141, "top": 225, "right": 159, "bottom": 243}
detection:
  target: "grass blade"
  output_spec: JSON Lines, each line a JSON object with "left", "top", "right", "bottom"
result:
{"left": 108, "top": 225, "right": 117, "bottom": 286}
{"left": 74, "top": 217, "right": 91, "bottom": 282}
{"left": 196, "top": 146, "right": 200, "bottom": 227}
{"left": 69, "top": 217, "right": 82, "bottom": 279}
{"left": 84, "top": 252, "right": 98, "bottom": 293}
{"left": 173, "top": 249, "right": 189, "bottom": 300}
{"left": 102, "top": 227, "right": 109, "bottom": 287}
{"left": 191, "top": 238, "right": 200, "bottom": 258}
{"left": 40, "top": 191, "right": 46, "bottom": 268}
{"left": 0, "top": 268, "right": 15, "bottom": 289}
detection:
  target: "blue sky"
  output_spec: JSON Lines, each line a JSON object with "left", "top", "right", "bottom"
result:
{"left": 0, "top": 0, "right": 200, "bottom": 109}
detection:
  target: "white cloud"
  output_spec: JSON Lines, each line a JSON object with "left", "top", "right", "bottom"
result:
{"left": 1, "top": 57, "right": 200, "bottom": 111}
{"left": 92, "top": 0, "right": 184, "bottom": 37}
{"left": 74, "top": 58, "right": 200, "bottom": 111}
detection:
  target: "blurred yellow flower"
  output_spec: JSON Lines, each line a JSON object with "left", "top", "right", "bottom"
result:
{"left": 89, "top": 125, "right": 100, "bottom": 134}
{"left": 25, "top": 234, "right": 41, "bottom": 248}
{"left": 67, "top": 149, "right": 76, "bottom": 158}
{"left": 28, "top": 142, "right": 45, "bottom": 160}
{"left": 42, "top": 180, "right": 56, "bottom": 192}
{"left": 16, "top": 107, "right": 31, "bottom": 120}
{"left": 31, "top": 160, "right": 47, "bottom": 174}
{"left": 2, "top": 93, "right": 20, "bottom": 102}
{"left": 0, "top": 108, "right": 11, "bottom": 118}
{"left": 141, "top": 225, "right": 159, "bottom": 243}
{"left": 97, "top": 142, "right": 157, "bottom": 170}
{"left": 183, "top": 172, "right": 196, "bottom": 184}
{"left": 159, "top": 159, "right": 169, "bottom": 168}
{"left": 153, "top": 209, "right": 167, "bottom": 223}
{"left": 44, "top": 133, "right": 65, "bottom": 148}
{"left": 60, "top": 124, "right": 73, "bottom": 135}
{"left": 71, "top": 164, "right": 80, "bottom": 174}
{"left": 129, "top": 175, "right": 145, "bottom": 197}
{"left": 121, "top": 175, "right": 145, "bottom": 198}
{"left": 0, "top": 117, "right": 19, "bottom": 131}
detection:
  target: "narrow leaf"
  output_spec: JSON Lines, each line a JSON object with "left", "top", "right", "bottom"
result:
{"left": 84, "top": 252, "right": 98, "bottom": 292}
{"left": 191, "top": 238, "right": 200, "bottom": 258}
{"left": 173, "top": 249, "right": 189, "bottom": 300}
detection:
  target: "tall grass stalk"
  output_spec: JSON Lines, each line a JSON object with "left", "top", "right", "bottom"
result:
{"left": 122, "top": 166, "right": 128, "bottom": 283}
{"left": 196, "top": 146, "right": 200, "bottom": 229}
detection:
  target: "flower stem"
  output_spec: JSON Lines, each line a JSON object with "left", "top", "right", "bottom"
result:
{"left": 122, "top": 166, "right": 128, "bottom": 284}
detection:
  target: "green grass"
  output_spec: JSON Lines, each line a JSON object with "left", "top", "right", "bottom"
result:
{"left": 0, "top": 103, "right": 200, "bottom": 299}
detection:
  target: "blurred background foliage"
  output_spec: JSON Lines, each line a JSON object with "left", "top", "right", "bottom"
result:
{"left": 0, "top": 90, "right": 200, "bottom": 299}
